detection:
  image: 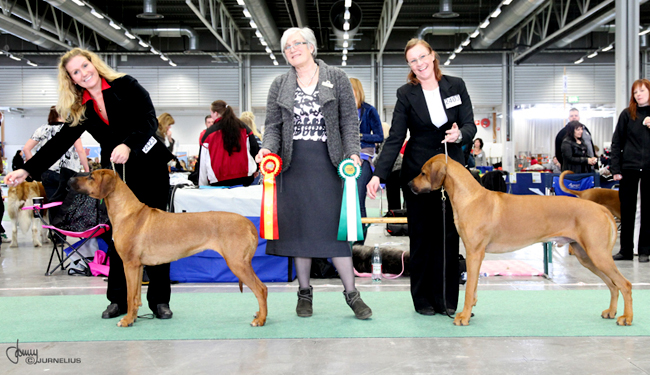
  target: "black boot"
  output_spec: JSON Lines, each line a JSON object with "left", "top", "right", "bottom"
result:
{"left": 296, "top": 286, "right": 313, "bottom": 317}
{"left": 344, "top": 289, "right": 372, "bottom": 320}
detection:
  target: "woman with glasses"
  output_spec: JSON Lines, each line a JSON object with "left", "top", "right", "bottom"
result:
{"left": 256, "top": 27, "right": 372, "bottom": 320}
{"left": 367, "top": 38, "right": 477, "bottom": 316}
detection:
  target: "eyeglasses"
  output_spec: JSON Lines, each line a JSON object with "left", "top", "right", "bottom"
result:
{"left": 407, "top": 53, "right": 432, "bottom": 67}
{"left": 284, "top": 42, "right": 309, "bottom": 51}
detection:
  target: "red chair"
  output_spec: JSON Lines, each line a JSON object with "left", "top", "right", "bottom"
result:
{"left": 22, "top": 202, "right": 110, "bottom": 276}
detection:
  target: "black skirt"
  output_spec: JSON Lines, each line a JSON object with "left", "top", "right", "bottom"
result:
{"left": 265, "top": 140, "right": 352, "bottom": 258}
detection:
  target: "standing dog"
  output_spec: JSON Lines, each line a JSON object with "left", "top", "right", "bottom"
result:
{"left": 7, "top": 181, "right": 48, "bottom": 248}
{"left": 559, "top": 170, "right": 621, "bottom": 219}
{"left": 409, "top": 155, "right": 632, "bottom": 326}
{"left": 70, "top": 170, "right": 267, "bottom": 328}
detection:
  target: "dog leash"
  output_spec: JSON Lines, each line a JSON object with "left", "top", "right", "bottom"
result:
{"left": 353, "top": 249, "right": 408, "bottom": 279}
{"left": 110, "top": 161, "right": 125, "bottom": 183}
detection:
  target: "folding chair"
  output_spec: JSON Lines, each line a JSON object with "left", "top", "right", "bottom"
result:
{"left": 22, "top": 202, "right": 110, "bottom": 276}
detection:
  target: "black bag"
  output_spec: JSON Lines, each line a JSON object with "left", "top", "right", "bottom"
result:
{"left": 51, "top": 188, "right": 109, "bottom": 232}
{"left": 385, "top": 209, "right": 408, "bottom": 236}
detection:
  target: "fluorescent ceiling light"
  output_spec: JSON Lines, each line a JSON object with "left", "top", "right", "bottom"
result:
{"left": 273, "top": 60, "right": 279, "bottom": 65}
{"left": 26, "top": 61, "right": 37, "bottom": 67}
{"left": 9, "top": 54, "right": 20, "bottom": 61}
{"left": 150, "top": 47, "right": 159, "bottom": 54}
{"left": 449, "top": 53, "right": 456, "bottom": 60}
{"left": 160, "top": 55, "right": 169, "bottom": 61}
{"left": 343, "top": 41, "right": 348, "bottom": 48}
{"left": 255, "top": 31, "right": 263, "bottom": 38}
{"left": 342, "top": 55, "right": 347, "bottom": 61}
{"left": 461, "top": 38, "right": 470, "bottom": 46}
{"left": 344, "top": 10, "right": 350, "bottom": 20}
{"left": 479, "top": 19, "right": 490, "bottom": 28}
{"left": 265, "top": 47, "right": 272, "bottom": 54}
{"left": 587, "top": 51, "right": 598, "bottom": 58}
{"left": 260, "top": 39, "right": 267, "bottom": 46}
{"left": 269, "top": 54, "right": 276, "bottom": 60}
{"left": 444, "top": 60, "right": 450, "bottom": 66}
{"left": 138, "top": 40, "right": 148, "bottom": 48}
{"left": 343, "top": 22, "right": 350, "bottom": 31}
{"left": 454, "top": 46, "right": 463, "bottom": 53}
{"left": 639, "top": 28, "right": 650, "bottom": 36}
{"left": 71, "top": 0, "right": 85, "bottom": 6}
{"left": 602, "top": 44, "right": 614, "bottom": 52}
{"left": 243, "top": 8, "right": 251, "bottom": 18}
{"left": 169, "top": 61, "right": 177, "bottom": 67}
{"left": 90, "top": 9, "right": 104, "bottom": 19}
{"left": 342, "top": 61, "right": 347, "bottom": 66}
{"left": 491, "top": 8, "right": 501, "bottom": 18}
{"left": 237, "top": 0, "right": 245, "bottom": 5}
{"left": 470, "top": 30, "right": 480, "bottom": 38}
{"left": 342, "top": 48, "right": 348, "bottom": 54}
{"left": 502, "top": 0, "right": 513, "bottom": 4}
{"left": 109, "top": 21, "right": 120, "bottom": 30}
{"left": 249, "top": 20, "right": 257, "bottom": 29}
{"left": 125, "top": 31, "right": 136, "bottom": 39}
{"left": 574, "top": 58, "right": 584, "bottom": 64}
{"left": 343, "top": 32, "right": 349, "bottom": 40}
{"left": 344, "top": 0, "right": 351, "bottom": 7}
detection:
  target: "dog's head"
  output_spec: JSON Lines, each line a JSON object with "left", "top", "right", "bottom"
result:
{"left": 69, "top": 169, "right": 119, "bottom": 199}
{"left": 408, "top": 154, "right": 448, "bottom": 195}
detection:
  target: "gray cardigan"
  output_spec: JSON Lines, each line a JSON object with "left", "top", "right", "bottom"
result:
{"left": 263, "top": 59, "right": 360, "bottom": 171}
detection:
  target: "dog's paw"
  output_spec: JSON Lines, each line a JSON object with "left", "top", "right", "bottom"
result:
{"left": 616, "top": 315, "right": 633, "bottom": 326}
{"left": 9, "top": 242, "right": 18, "bottom": 248}
{"left": 117, "top": 318, "right": 134, "bottom": 327}
{"left": 601, "top": 309, "right": 616, "bottom": 319}
{"left": 453, "top": 312, "right": 471, "bottom": 326}
{"left": 250, "top": 318, "right": 266, "bottom": 327}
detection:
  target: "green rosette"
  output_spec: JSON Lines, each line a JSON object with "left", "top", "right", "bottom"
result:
{"left": 337, "top": 159, "right": 363, "bottom": 241}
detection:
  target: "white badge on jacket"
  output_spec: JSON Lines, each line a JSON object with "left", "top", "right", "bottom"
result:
{"left": 142, "top": 136, "right": 157, "bottom": 154}
{"left": 444, "top": 94, "right": 462, "bottom": 109}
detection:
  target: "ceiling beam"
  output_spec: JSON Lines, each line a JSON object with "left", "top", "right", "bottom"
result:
{"left": 375, "top": 0, "right": 403, "bottom": 62}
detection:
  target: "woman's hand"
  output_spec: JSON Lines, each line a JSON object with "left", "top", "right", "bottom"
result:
{"left": 443, "top": 123, "right": 460, "bottom": 143}
{"left": 255, "top": 148, "right": 271, "bottom": 163}
{"left": 643, "top": 116, "right": 650, "bottom": 127}
{"left": 110, "top": 144, "right": 131, "bottom": 164}
{"left": 5, "top": 169, "right": 29, "bottom": 187}
{"left": 350, "top": 154, "right": 361, "bottom": 167}
{"left": 613, "top": 174, "right": 622, "bottom": 181}
{"left": 366, "top": 176, "right": 382, "bottom": 199}
{"left": 588, "top": 157, "right": 597, "bottom": 165}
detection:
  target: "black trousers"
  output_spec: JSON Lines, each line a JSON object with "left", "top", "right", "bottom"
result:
{"left": 402, "top": 180, "right": 459, "bottom": 313}
{"left": 385, "top": 169, "right": 402, "bottom": 211}
{"left": 618, "top": 169, "right": 650, "bottom": 257}
{"left": 104, "top": 162, "right": 171, "bottom": 312}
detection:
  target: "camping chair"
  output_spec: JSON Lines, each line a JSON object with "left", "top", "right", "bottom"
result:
{"left": 22, "top": 202, "right": 110, "bottom": 276}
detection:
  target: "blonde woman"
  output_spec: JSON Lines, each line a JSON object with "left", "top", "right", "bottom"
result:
{"left": 157, "top": 112, "right": 176, "bottom": 153}
{"left": 6, "top": 48, "right": 175, "bottom": 321}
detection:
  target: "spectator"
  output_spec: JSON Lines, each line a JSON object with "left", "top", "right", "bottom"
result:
{"left": 472, "top": 138, "right": 487, "bottom": 167}
{"left": 198, "top": 100, "right": 259, "bottom": 187}
{"left": 12, "top": 150, "right": 25, "bottom": 171}
{"left": 199, "top": 115, "right": 214, "bottom": 144}
{"left": 611, "top": 78, "right": 650, "bottom": 262}
{"left": 157, "top": 112, "right": 176, "bottom": 154}
{"left": 560, "top": 121, "right": 597, "bottom": 173}
{"left": 555, "top": 108, "right": 595, "bottom": 165}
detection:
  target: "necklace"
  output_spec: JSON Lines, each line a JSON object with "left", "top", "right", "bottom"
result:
{"left": 297, "top": 65, "right": 319, "bottom": 87}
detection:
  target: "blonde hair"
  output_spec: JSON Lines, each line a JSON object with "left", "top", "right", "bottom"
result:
{"left": 56, "top": 48, "right": 126, "bottom": 127}
{"left": 157, "top": 112, "right": 175, "bottom": 138}
{"left": 349, "top": 78, "right": 365, "bottom": 109}
{"left": 240, "top": 111, "right": 262, "bottom": 140}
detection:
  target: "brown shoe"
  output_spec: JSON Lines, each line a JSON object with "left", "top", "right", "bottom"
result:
{"left": 344, "top": 289, "right": 372, "bottom": 320}
{"left": 296, "top": 286, "right": 313, "bottom": 317}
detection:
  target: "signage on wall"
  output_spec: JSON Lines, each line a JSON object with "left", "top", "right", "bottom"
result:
{"left": 475, "top": 120, "right": 481, "bottom": 126}
{"left": 568, "top": 96, "right": 579, "bottom": 103}
{"left": 481, "top": 118, "right": 490, "bottom": 128}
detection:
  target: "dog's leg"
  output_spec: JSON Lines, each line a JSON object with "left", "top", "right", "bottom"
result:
{"left": 136, "top": 266, "right": 143, "bottom": 311}
{"left": 10, "top": 218, "right": 18, "bottom": 248}
{"left": 570, "top": 243, "right": 619, "bottom": 319}
{"left": 118, "top": 262, "right": 142, "bottom": 327}
{"left": 222, "top": 244, "right": 268, "bottom": 327}
{"left": 31, "top": 217, "right": 42, "bottom": 247}
{"left": 454, "top": 249, "right": 485, "bottom": 326}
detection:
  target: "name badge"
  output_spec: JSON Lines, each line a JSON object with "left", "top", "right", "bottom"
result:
{"left": 142, "top": 136, "right": 157, "bottom": 154}
{"left": 444, "top": 94, "right": 461, "bottom": 109}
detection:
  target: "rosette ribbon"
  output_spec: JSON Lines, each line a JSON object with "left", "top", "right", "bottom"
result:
{"left": 337, "top": 159, "right": 363, "bottom": 241}
{"left": 260, "top": 154, "right": 282, "bottom": 240}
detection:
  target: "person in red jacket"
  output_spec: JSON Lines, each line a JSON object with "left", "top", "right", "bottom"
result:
{"left": 198, "top": 100, "right": 259, "bottom": 186}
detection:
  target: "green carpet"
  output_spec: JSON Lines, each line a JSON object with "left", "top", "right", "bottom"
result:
{"left": 1, "top": 290, "right": 648, "bottom": 343}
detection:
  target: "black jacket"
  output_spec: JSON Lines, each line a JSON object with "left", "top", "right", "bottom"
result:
{"left": 561, "top": 137, "right": 592, "bottom": 173}
{"left": 611, "top": 106, "right": 650, "bottom": 175}
{"left": 374, "top": 75, "right": 476, "bottom": 183}
{"left": 23, "top": 75, "right": 173, "bottom": 208}
{"left": 555, "top": 124, "right": 595, "bottom": 166}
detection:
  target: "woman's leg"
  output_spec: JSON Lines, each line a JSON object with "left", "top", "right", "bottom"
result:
{"left": 294, "top": 257, "right": 312, "bottom": 289}
{"left": 331, "top": 256, "right": 356, "bottom": 292}
{"left": 618, "top": 170, "right": 640, "bottom": 259}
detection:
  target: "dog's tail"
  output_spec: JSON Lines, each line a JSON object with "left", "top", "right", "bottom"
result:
{"left": 558, "top": 171, "right": 583, "bottom": 196}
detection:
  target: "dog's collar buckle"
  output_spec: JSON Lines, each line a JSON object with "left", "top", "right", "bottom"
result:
{"left": 441, "top": 187, "right": 446, "bottom": 201}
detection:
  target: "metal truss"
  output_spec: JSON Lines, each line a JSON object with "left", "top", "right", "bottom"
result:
{"left": 375, "top": 0, "right": 403, "bottom": 62}
{"left": 186, "top": 0, "right": 245, "bottom": 63}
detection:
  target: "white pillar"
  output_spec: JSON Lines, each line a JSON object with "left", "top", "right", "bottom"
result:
{"left": 615, "top": 0, "right": 640, "bottom": 116}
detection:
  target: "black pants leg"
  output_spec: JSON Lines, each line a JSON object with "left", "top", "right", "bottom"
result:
{"left": 402, "top": 180, "right": 459, "bottom": 313}
{"left": 356, "top": 160, "right": 374, "bottom": 217}
{"left": 386, "top": 169, "right": 402, "bottom": 211}
{"left": 619, "top": 170, "right": 641, "bottom": 257}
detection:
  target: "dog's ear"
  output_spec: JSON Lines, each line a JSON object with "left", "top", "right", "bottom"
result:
{"left": 429, "top": 161, "right": 447, "bottom": 190}
{"left": 96, "top": 170, "right": 117, "bottom": 198}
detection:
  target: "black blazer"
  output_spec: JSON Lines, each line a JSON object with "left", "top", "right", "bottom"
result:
{"left": 374, "top": 75, "right": 477, "bottom": 183}
{"left": 24, "top": 75, "right": 173, "bottom": 179}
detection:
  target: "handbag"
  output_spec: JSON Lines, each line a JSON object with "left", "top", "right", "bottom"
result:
{"left": 385, "top": 209, "right": 408, "bottom": 236}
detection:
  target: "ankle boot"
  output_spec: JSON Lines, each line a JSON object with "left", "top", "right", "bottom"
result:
{"left": 344, "top": 289, "right": 372, "bottom": 320}
{"left": 296, "top": 286, "right": 313, "bottom": 317}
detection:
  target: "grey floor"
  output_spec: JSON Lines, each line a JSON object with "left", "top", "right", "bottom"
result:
{"left": 1, "top": 195, "right": 649, "bottom": 375}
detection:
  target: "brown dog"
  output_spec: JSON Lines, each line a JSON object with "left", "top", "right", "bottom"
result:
{"left": 70, "top": 170, "right": 267, "bottom": 328}
{"left": 7, "top": 181, "right": 48, "bottom": 248}
{"left": 409, "top": 155, "right": 632, "bottom": 326}
{"left": 559, "top": 170, "right": 621, "bottom": 219}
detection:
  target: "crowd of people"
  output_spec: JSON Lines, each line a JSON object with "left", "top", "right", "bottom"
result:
{"left": 2, "top": 26, "right": 649, "bottom": 325}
